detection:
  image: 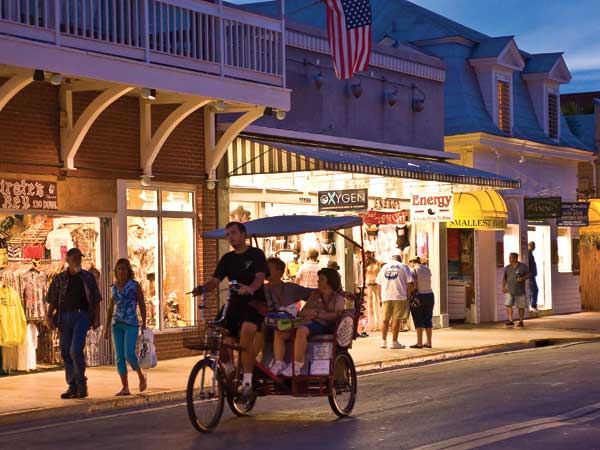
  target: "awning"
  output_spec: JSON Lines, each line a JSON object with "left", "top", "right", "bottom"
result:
{"left": 227, "top": 138, "right": 520, "bottom": 189}
{"left": 582, "top": 199, "right": 600, "bottom": 230}
{"left": 447, "top": 191, "right": 508, "bottom": 230}
{"left": 203, "top": 215, "right": 363, "bottom": 239}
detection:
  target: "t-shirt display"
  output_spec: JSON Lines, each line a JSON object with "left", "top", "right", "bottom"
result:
{"left": 45, "top": 227, "right": 73, "bottom": 261}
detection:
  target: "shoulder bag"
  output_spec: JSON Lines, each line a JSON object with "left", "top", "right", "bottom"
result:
{"left": 409, "top": 268, "right": 421, "bottom": 309}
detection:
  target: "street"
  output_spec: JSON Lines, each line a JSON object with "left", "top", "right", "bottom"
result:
{"left": 2, "top": 341, "right": 600, "bottom": 450}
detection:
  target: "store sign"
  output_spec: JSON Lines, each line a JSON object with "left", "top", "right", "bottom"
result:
{"left": 318, "top": 189, "right": 368, "bottom": 212}
{"left": 447, "top": 217, "right": 507, "bottom": 230}
{"left": 410, "top": 193, "right": 453, "bottom": 223}
{"left": 363, "top": 210, "right": 407, "bottom": 225}
{"left": 0, "top": 178, "right": 57, "bottom": 210}
{"left": 524, "top": 197, "right": 562, "bottom": 220}
{"left": 557, "top": 202, "right": 589, "bottom": 227}
{"left": 372, "top": 197, "right": 404, "bottom": 210}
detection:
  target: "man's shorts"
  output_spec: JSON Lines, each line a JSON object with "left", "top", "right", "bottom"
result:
{"left": 223, "top": 299, "right": 266, "bottom": 338}
{"left": 382, "top": 301, "right": 410, "bottom": 322}
{"left": 504, "top": 293, "right": 527, "bottom": 309}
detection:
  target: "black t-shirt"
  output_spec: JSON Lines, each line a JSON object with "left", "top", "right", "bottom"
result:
{"left": 213, "top": 247, "right": 268, "bottom": 303}
{"left": 63, "top": 273, "right": 88, "bottom": 312}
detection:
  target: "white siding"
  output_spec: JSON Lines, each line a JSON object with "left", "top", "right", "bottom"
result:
{"left": 552, "top": 271, "right": 581, "bottom": 314}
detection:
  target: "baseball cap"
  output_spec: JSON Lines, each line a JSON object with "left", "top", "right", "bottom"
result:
{"left": 66, "top": 248, "right": 84, "bottom": 258}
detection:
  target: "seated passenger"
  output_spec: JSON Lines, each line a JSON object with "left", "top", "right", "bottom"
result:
{"left": 265, "top": 257, "right": 313, "bottom": 315}
{"left": 273, "top": 268, "right": 345, "bottom": 377}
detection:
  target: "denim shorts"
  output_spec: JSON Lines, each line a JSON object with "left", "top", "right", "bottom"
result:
{"left": 305, "top": 321, "right": 335, "bottom": 336}
{"left": 504, "top": 293, "right": 527, "bottom": 309}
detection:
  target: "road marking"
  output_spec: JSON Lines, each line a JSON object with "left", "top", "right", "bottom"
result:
{"left": 413, "top": 402, "right": 600, "bottom": 450}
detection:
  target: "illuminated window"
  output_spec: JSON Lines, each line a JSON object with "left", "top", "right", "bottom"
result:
{"left": 548, "top": 93, "right": 559, "bottom": 139}
{"left": 125, "top": 186, "right": 196, "bottom": 329}
{"left": 557, "top": 227, "right": 572, "bottom": 273}
{"left": 497, "top": 79, "right": 511, "bottom": 134}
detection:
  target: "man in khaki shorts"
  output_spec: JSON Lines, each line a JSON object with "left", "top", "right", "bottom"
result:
{"left": 503, "top": 252, "right": 530, "bottom": 327}
{"left": 376, "top": 254, "right": 415, "bottom": 349}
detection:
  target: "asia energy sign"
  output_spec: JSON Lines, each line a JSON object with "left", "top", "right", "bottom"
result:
{"left": 0, "top": 178, "right": 57, "bottom": 210}
{"left": 318, "top": 189, "right": 368, "bottom": 212}
{"left": 410, "top": 193, "right": 453, "bottom": 223}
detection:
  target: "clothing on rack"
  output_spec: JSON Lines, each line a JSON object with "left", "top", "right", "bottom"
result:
{"left": 85, "top": 325, "right": 103, "bottom": 367}
{"left": 70, "top": 227, "right": 98, "bottom": 261}
{"left": 0, "top": 286, "right": 26, "bottom": 347}
{"left": 46, "top": 227, "right": 74, "bottom": 261}
{"left": 17, "top": 323, "right": 38, "bottom": 371}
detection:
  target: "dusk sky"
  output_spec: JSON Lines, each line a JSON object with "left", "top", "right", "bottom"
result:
{"left": 232, "top": 0, "right": 600, "bottom": 93}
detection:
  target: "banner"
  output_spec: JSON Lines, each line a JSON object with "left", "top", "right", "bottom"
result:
{"left": 557, "top": 202, "right": 590, "bottom": 227}
{"left": 524, "top": 197, "right": 562, "bottom": 220}
{"left": 0, "top": 178, "right": 57, "bottom": 210}
{"left": 410, "top": 193, "right": 453, "bottom": 223}
{"left": 362, "top": 210, "right": 407, "bottom": 225}
{"left": 318, "top": 189, "right": 368, "bottom": 212}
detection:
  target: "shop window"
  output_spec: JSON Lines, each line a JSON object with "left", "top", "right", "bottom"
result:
{"left": 503, "top": 224, "right": 520, "bottom": 265}
{"left": 125, "top": 186, "right": 196, "bottom": 330}
{"left": 557, "top": 227, "right": 572, "bottom": 273}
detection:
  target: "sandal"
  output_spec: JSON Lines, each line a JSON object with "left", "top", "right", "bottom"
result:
{"left": 409, "top": 344, "right": 423, "bottom": 349}
{"left": 359, "top": 332, "right": 369, "bottom": 338}
{"left": 115, "top": 389, "right": 131, "bottom": 396}
{"left": 423, "top": 344, "right": 432, "bottom": 348}
{"left": 139, "top": 374, "right": 148, "bottom": 393}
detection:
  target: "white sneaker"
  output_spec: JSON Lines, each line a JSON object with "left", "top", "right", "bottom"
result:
{"left": 379, "top": 340, "right": 387, "bottom": 348}
{"left": 269, "top": 360, "right": 287, "bottom": 376}
{"left": 281, "top": 362, "right": 303, "bottom": 377}
{"left": 390, "top": 341, "right": 405, "bottom": 349}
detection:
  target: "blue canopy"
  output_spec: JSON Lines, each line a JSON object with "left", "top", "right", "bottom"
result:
{"left": 203, "top": 215, "right": 363, "bottom": 239}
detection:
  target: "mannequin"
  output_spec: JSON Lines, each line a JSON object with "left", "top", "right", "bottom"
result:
{"left": 364, "top": 251, "right": 382, "bottom": 332}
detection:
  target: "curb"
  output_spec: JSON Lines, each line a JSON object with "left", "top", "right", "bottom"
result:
{"left": 2, "top": 336, "right": 599, "bottom": 428}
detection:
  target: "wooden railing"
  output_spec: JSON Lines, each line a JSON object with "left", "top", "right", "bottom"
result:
{"left": 0, "top": 0, "right": 285, "bottom": 86}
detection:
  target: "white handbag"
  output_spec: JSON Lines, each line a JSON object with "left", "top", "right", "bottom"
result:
{"left": 139, "top": 329, "right": 158, "bottom": 369}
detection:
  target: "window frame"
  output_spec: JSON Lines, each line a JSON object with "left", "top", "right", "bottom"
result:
{"left": 495, "top": 73, "right": 513, "bottom": 135}
{"left": 122, "top": 182, "right": 197, "bottom": 331}
{"left": 547, "top": 89, "right": 560, "bottom": 141}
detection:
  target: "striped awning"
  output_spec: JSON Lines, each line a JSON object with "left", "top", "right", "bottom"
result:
{"left": 227, "top": 138, "right": 520, "bottom": 189}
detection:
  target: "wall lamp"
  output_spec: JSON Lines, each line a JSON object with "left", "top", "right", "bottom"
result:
{"left": 33, "top": 69, "right": 45, "bottom": 82}
{"left": 350, "top": 80, "right": 363, "bottom": 98}
{"left": 519, "top": 153, "right": 526, "bottom": 164}
{"left": 214, "top": 100, "right": 226, "bottom": 111}
{"left": 49, "top": 73, "right": 63, "bottom": 86}
{"left": 140, "top": 88, "right": 157, "bottom": 101}
{"left": 411, "top": 83, "right": 426, "bottom": 112}
{"left": 385, "top": 87, "right": 398, "bottom": 107}
{"left": 265, "top": 107, "right": 286, "bottom": 121}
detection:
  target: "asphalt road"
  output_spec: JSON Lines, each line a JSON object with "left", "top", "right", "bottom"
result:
{"left": 2, "top": 342, "right": 600, "bottom": 450}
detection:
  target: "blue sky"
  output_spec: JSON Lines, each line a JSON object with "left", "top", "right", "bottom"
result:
{"left": 232, "top": 0, "right": 600, "bottom": 93}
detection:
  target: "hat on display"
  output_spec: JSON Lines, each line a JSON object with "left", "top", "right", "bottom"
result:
{"left": 66, "top": 248, "right": 84, "bottom": 258}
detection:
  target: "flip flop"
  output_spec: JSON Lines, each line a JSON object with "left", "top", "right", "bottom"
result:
{"left": 423, "top": 344, "right": 432, "bottom": 348}
{"left": 409, "top": 344, "right": 423, "bottom": 349}
{"left": 140, "top": 374, "right": 148, "bottom": 392}
{"left": 115, "top": 389, "right": 131, "bottom": 396}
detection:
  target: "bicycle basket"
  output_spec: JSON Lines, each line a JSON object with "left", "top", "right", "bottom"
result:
{"left": 182, "top": 328, "right": 222, "bottom": 351}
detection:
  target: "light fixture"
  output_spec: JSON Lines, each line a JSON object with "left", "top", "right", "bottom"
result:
{"left": 313, "top": 71, "right": 324, "bottom": 90}
{"left": 214, "top": 100, "right": 226, "bottom": 111}
{"left": 140, "top": 175, "right": 153, "bottom": 187}
{"left": 493, "top": 149, "right": 500, "bottom": 159}
{"left": 275, "top": 110, "right": 286, "bottom": 121}
{"left": 350, "top": 80, "right": 363, "bottom": 98}
{"left": 519, "top": 153, "right": 526, "bottom": 164}
{"left": 411, "top": 83, "right": 426, "bottom": 112}
{"left": 206, "top": 179, "right": 217, "bottom": 190}
{"left": 140, "top": 88, "right": 156, "bottom": 101}
{"left": 385, "top": 88, "right": 398, "bottom": 107}
{"left": 264, "top": 107, "right": 274, "bottom": 116}
{"left": 33, "top": 69, "right": 45, "bottom": 82}
{"left": 49, "top": 73, "right": 63, "bottom": 86}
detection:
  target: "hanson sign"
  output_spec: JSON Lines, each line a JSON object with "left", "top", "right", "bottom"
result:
{"left": 410, "top": 193, "right": 454, "bottom": 223}
{"left": 318, "top": 189, "right": 368, "bottom": 212}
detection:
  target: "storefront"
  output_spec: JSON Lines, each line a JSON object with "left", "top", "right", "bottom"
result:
{"left": 0, "top": 175, "right": 115, "bottom": 374}
{"left": 219, "top": 137, "right": 519, "bottom": 328}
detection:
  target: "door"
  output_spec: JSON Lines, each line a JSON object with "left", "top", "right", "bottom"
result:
{"left": 527, "top": 226, "right": 552, "bottom": 310}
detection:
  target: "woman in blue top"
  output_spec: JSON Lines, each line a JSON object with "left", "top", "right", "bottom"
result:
{"left": 104, "top": 258, "right": 147, "bottom": 396}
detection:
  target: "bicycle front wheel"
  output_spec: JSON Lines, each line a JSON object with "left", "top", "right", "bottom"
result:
{"left": 186, "top": 358, "right": 225, "bottom": 433}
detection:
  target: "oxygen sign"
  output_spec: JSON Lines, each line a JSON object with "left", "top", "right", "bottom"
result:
{"left": 318, "top": 189, "right": 368, "bottom": 212}
{"left": 410, "top": 193, "right": 454, "bottom": 223}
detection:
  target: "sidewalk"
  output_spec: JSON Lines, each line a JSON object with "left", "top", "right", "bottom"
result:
{"left": 2, "top": 312, "right": 600, "bottom": 427}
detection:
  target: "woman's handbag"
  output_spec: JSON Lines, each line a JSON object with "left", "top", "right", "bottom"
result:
{"left": 409, "top": 269, "right": 422, "bottom": 309}
{"left": 139, "top": 329, "right": 158, "bottom": 369}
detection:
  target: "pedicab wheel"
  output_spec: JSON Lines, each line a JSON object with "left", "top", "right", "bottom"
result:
{"left": 328, "top": 351, "right": 357, "bottom": 417}
{"left": 186, "top": 358, "right": 225, "bottom": 433}
{"left": 227, "top": 391, "right": 257, "bottom": 416}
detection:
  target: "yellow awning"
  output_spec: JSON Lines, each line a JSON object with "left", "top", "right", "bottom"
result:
{"left": 447, "top": 191, "right": 508, "bottom": 230}
{"left": 582, "top": 199, "right": 600, "bottom": 231}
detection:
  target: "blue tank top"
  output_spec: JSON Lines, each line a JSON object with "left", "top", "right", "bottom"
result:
{"left": 112, "top": 279, "right": 139, "bottom": 327}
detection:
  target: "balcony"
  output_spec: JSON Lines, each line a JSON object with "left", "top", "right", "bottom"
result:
{"left": 0, "top": 0, "right": 286, "bottom": 89}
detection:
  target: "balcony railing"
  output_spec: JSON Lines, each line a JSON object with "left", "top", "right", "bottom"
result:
{"left": 0, "top": 0, "right": 285, "bottom": 86}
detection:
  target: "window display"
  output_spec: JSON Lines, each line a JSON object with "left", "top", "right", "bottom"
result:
{"left": 557, "top": 227, "right": 572, "bottom": 273}
{"left": 125, "top": 187, "right": 196, "bottom": 330}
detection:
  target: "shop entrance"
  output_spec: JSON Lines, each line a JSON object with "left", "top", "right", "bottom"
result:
{"left": 527, "top": 225, "right": 552, "bottom": 310}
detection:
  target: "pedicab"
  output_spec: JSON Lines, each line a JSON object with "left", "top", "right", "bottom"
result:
{"left": 183, "top": 215, "right": 366, "bottom": 433}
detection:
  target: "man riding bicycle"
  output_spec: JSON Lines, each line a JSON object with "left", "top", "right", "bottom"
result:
{"left": 192, "top": 221, "right": 268, "bottom": 401}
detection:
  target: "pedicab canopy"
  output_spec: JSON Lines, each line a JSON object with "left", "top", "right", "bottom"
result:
{"left": 202, "top": 215, "right": 363, "bottom": 239}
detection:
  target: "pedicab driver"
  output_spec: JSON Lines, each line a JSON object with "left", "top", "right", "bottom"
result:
{"left": 192, "top": 221, "right": 268, "bottom": 401}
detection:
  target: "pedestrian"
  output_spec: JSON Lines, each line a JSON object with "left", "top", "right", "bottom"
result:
{"left": 327, "top": 260, "right": 341, "bottom": 271}
{"left": 104, "top": 258, "right": 148, "bottom": 396}
{"left": 376, "top": 254, "right": 415, "bottom": 349}
{"left": 408, "top": 257, "right": 435, "bottom": 349}
{"left": 364, "top": 251, "right": 382, "bottom": 332}
{"left": 295, "top": 249, "right": 321, "bottom": 288}
{"left": 502, "top": 252, "right": 530, "bottom": 327}
{"left": 528, "top": 241, "right": 539, "bottom": 313}
{"left": 45, "top": 248, "right": 102, "bottom": 399}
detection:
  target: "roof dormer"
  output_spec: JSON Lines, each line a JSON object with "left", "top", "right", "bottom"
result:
{"left": 469, "top": 37, "right": 525, "bottom": 135}
{"left": 522, "top": 53, "right": 572, "bottom": 141}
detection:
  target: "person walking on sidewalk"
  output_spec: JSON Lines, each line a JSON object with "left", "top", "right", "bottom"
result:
{"left": 104, "top": 258, "right": 148, "bottom": 396}
{"left": 45, "top": 248, "right": 102, "bottom": 399}
{"left": 295, "top": 249, "right": 321, "bottom": 289}
{"left": 408, "top": 257, "right": 435, "bottom": 349}
{"left": 376, "top": 254, "right": 415, "bottom": 349}
{"left": 503, "top": 252, "right": 529, "bottom": 328}
{"left": 528, "top": 242, "right": 539, "bottom": 314}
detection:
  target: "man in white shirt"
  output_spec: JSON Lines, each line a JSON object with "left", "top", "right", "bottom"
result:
{"left": 295, "top": 249, "right": 321, "bottom": 289}
{"left": 376, "top": 254, "right": 415, "bottom": 349}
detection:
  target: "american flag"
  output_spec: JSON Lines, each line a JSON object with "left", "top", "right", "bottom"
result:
{"left": 325, "top": 0, "right": 373, "bottom": 80}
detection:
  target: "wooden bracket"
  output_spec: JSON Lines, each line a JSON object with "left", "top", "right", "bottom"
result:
{"left": 0, "top": 73, "right": 33, "bottom": 112}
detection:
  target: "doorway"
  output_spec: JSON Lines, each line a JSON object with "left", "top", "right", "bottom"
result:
{"left": 527, "top": 225, "right": 552, "bottom": 310}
